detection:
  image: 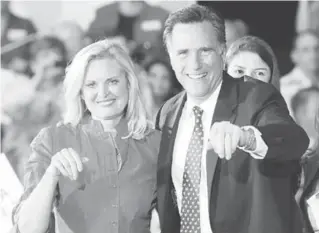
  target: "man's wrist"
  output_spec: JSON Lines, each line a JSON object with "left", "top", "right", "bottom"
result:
{"left": 239, "top": 128, "right": 257, "bottom": 151}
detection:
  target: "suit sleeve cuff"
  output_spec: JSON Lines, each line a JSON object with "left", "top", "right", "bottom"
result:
{"left": 238, "top": 126, "right": 268, "bottom": 159}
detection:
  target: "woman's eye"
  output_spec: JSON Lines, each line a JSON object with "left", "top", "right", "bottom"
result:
{"left": 257, "top": 71, "right": 266, "bottom": 76}
{"left": 110, "top": 79, "right": 119, "bottom": 85}
{"left": 234, "top": 69, "right": 244, "bottom": 75}
{"left": 85, "top": 82, "right": 96, "bottom": 88}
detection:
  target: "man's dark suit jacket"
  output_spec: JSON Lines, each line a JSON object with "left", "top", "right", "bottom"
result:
{"left": 155, "top": 74, "right": 309, "bottom": 233}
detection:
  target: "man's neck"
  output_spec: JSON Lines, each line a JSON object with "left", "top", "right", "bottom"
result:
{"left": 187, "top": 79, "right": 223, "bottom": 106}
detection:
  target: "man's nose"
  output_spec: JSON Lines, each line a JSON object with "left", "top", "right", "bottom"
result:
{"left": 189, "top": 53, "right": 202, "bottom": 70}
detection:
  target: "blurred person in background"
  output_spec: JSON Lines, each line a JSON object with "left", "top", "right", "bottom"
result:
{"left": 293, "top": 87, "right": 319, "bottom": 233}
{"left": 143, "top": 58, "right": 182, "bottom": 120}
{"left": 1, "top": 0, "right": 37, "bottom": 75}
{"left": 296, "top": 0, "right": 319, "bottom": 34}
{"left": 86, "top": 1, "right": 168, "bottom": 58}
{"left": 51, "top": 21, "right": 88, "bottom": 62}
{"left": 226, "top": 35, "right": 280, "bottom": 89}
{"left": 280, "top": 30, "right": 319, "bottom": 116}
{"left": 2, "top": 36, "right": 67, "bottom": 182}
{"left": 225, "top": 19, "right": 249, "bottom": 49}
{"left": 11, "top": 39, "right": 160, "bottom": 233}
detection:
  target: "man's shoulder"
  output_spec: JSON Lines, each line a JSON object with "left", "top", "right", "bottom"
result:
{"left": 155, "top": 91, "right": 185, "bottom": 130}
{"left": 161, "top": 91, "right": 185, "bottom": 114}
{"left": 95, "top": 3, "right": 118, "bottom": 15}
{"left": 234, "top": 76, "right": 280, "bottom": 107}
{"left": 237, "top": 76, "right": 277, "bottom": 97}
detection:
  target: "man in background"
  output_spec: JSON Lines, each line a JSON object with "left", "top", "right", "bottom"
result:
{"left": 1, "top": 0, "right": 37, "bottom": 75}
{"left": 86, "top": 1, "right": 168, "bottom": 59}
{"left": 280, "top": 30, "right": 319, "bottom": 116}
{"left": 51, "top": 21, "right": 88, "bottom": 62}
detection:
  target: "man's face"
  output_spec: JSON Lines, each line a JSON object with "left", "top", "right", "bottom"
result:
{"left": 294, "top": 33, "right": 319, "bottom": 73}
{"left": 167, "top": 21, "right": 225, "bottom": 104}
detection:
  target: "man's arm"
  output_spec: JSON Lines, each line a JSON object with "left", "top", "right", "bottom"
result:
{"left": 208, "top": 83, "right": 308, "bottom": 161}
{"left": 253, "top": 84, "right": 309, "bottom": 161}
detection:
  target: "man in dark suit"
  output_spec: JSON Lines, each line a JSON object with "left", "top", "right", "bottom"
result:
{"left": 86, "top": 1, "right": 168, "bottom": 59}
{"left": 155, "top": 4, "right": 309, "bottom": 233}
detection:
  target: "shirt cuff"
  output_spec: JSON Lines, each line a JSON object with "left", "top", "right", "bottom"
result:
{"left": 238, "top": 126, "right": 268, "bottom": 159}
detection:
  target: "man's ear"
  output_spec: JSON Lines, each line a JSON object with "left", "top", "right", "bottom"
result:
{"left": 220, "top": 44, "right": 227, "bottom": 70}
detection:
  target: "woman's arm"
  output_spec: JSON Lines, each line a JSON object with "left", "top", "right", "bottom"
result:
{"left": 16, "top": 168, "right": 59, "bottom": 233}
{"left": 14, "top": 127, "right": 85, "bottom": 233}
{"left": 12, "top": 128, "right": 58, "bottom": 233}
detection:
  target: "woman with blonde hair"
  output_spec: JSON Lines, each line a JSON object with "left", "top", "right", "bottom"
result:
{"left": 226, "top": 35, "right": 281, "bottom": 90}
{"left": 12, "top": 39, "right": 161, "bottom": 233}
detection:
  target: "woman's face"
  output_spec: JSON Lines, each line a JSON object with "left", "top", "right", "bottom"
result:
{"left": 227, "top": 51, "right": 271, "bottom": 83}
{"left": 82, "top": 58, "right": 129, "bottom": 120}
{"left": 148, "top": 63, "right": 173, "bottom": 100}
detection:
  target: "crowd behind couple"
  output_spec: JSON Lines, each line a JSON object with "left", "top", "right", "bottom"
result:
{"left": 1, "top": 1, "right": 319, "bottom": 233}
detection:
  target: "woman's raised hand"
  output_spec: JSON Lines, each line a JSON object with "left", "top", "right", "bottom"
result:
{"left": 47, "top": 148, "right": 89, "bottom": 180}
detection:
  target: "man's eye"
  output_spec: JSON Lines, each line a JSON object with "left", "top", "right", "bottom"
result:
{"left": 177, "top": 51, "right": 187, "bottom": 57}
{"left": 201, "top": 48, "right": 212, "bottom": 55}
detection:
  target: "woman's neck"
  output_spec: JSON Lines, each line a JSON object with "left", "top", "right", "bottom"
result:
{"left": 94, "top": 114, "right": 123, "bottom": 132}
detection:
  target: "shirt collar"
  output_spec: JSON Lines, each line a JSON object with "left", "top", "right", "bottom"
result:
{"left": 185, "top": 82, "right": 222, "bottom": 118}
{"left": 88, "top": 115, "right": 129, "bottom": 138}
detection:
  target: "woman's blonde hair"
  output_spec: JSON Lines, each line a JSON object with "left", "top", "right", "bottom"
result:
{"left": 225, "top": 36, "right": 280, "bottom": 90}
{"left": 62, "top": 39, "right": 153, "bottom": 139}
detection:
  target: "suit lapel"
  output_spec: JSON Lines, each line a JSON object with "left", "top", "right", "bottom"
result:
{"left": 206, "top": 74, "right": 239, "bottom": 197}
{"left": 157, "top": 92, "right": 187, "bottom": 212}
{"left": 163, "top": 92, "right": 187, "bottom": 169}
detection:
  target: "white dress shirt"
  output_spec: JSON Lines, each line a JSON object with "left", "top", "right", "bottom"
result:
{"left": 172, "top": 82, "right": 268, "bottom": 233}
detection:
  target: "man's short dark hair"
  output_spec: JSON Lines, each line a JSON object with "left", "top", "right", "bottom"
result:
{"left": 163, "top": 4, "right": 226, "bottom": 50}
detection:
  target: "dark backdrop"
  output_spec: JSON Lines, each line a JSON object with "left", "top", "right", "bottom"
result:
{"left": 198, "top": 1, "right": 298, "bottom": 76}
